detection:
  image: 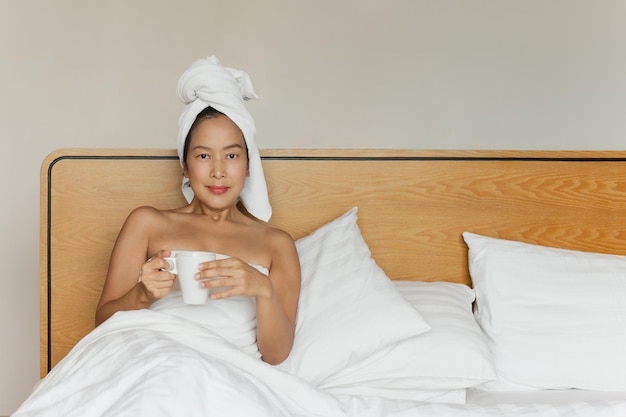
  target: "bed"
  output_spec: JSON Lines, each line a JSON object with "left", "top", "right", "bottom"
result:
{"left": 18, "top": 148, "right": 626, "bottom": 416}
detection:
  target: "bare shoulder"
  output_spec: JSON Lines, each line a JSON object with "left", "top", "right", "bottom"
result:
{"left": 118, "top": 205, "right": 173, "bottom": 235}
{"left": 262, "top": 225, "right": 300, "bottom": 271}
{"left": 260, "top": 224, "right": 296, "bottom": 248}
{"left": 126, "top": 205, "right": 169, "bottom": 223}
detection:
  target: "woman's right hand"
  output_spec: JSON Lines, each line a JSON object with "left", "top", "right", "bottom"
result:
{"left": 139, "top": 250, "right": 175, "bottom": 301}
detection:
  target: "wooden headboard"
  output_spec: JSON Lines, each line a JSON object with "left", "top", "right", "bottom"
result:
{"left": 41, "top": 148, "right": 626, "bottom": 376}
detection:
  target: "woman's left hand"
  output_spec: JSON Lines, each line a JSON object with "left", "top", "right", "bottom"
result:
{"left": 195, "top": 257, "right": 274, "bottom": 300}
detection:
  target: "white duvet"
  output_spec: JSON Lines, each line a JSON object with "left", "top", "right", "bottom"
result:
{"left": 13, "top": 310, "right": 626, "bottom": 417}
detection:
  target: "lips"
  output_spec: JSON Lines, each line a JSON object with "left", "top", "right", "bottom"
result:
{"left": 208, "top": 185, "right": 228, "bottom": 195}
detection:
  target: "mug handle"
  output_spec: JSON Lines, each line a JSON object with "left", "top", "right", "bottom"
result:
{"left": 163, "top": 257, "right": 177, "bottom": 274}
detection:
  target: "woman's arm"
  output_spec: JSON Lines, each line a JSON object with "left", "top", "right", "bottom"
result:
{"left": 255, "top": 230, "right": 301, "bottom": 364}
{"left": 95, "top": 206, "right": 174, "bottom": 326}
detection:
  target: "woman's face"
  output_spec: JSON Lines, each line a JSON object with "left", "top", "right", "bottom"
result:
{"left": 184, "top": 115, "right": 249, "bottom": 211}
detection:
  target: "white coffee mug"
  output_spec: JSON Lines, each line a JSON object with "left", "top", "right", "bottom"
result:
{"left": 165, "top": 251, "right": 216, "bottom": 305}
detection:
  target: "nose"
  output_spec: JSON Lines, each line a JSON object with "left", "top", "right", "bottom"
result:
{"left": 210, "top": 160, "right": 225, "bottom": 179}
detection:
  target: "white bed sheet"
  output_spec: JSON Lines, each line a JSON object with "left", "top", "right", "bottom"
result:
{"left": 341, "top": 390, "right": 626, "bottom": 417}
{"left": 466, "top": 388, "right": 626, "bottom": 404}
{"left": 14, "top": 310, "right": 626, "bottom": 417}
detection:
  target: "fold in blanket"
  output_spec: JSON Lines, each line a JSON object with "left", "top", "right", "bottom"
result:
{"left": 14, "top": 311, "right": 343, "bottom": 417}
{"left": 176, "top": 55, "right": 271, "bottom": 222}
{"left": 14, "top": 311, "right": 626, "bottom": 416}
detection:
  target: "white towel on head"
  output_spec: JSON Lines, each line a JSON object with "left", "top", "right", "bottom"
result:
{"left": 176, "top": 55, "right": 271, "bottom": 222}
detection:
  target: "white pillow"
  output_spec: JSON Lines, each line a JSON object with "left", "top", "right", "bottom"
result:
{"left": 277, "top": 208, "right": 431, "bottom": 385}
{"left": 320, "top": 281, "right": 496, "bottom": 399}
{"left": 463, "top": 232, "right": 626, "bottom": 391}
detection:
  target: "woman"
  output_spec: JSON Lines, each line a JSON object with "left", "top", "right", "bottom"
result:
{"left": 95, "top": 57, "right": 300, "bottom": 365}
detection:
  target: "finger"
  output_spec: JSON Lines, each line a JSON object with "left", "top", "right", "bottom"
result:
{"left": 141, "top": 276, "right": 173, "bottom": 292}
{"left": 154, "top": 249, "right": 172, "bottom": 259}
{"left": 196, "top": 270, "right": 226, "bottom": 283}
{"left": 196, "top": 260, "right": 254, "bottom": 280}
{"left": 145, "top": 250, "right": 173, "bottom": 268}
{"left": 144, "top": 270, "right": 176, "bottom": 284}
{"left": 210, "top": 287, "right": 239, "bottom": 300}
{"left": 196, "top": 259, "right": 225, "bottom": 273}
{"left": 199, "top": 277, "right": 232, "bottom": 289}
{"left": 210, "top": 291, "right": 228, "bottom": 300}
{"left": 150, "top": 257, "right": 172, "bottom": 272}
{"left": 198, "top": 256, "right": 247, "bottom": 271}
{"left": 150, "top": 279, "right": 175, "bottom": 290}
{"left": 195, "top": 261, "right": 239, "bottom": 279}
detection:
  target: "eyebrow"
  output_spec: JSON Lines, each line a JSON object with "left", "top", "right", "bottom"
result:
{"left": 191, "top": 144, "right": 245, "bottom": 152}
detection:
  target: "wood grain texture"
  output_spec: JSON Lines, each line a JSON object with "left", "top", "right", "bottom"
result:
{"left": 41, "top": 148, "right": 626, "bottom": 376}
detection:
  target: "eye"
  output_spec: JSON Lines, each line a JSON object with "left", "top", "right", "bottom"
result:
{"left": 226, "top": 153, "right": 238, "bottom": 159}
{"left": 198, "top": 153, "right": 209, "bottom": 159}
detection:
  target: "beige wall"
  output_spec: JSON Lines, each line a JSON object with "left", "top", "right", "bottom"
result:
{"left": 2, "top": 0, "right": 626, "bottom": 413}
